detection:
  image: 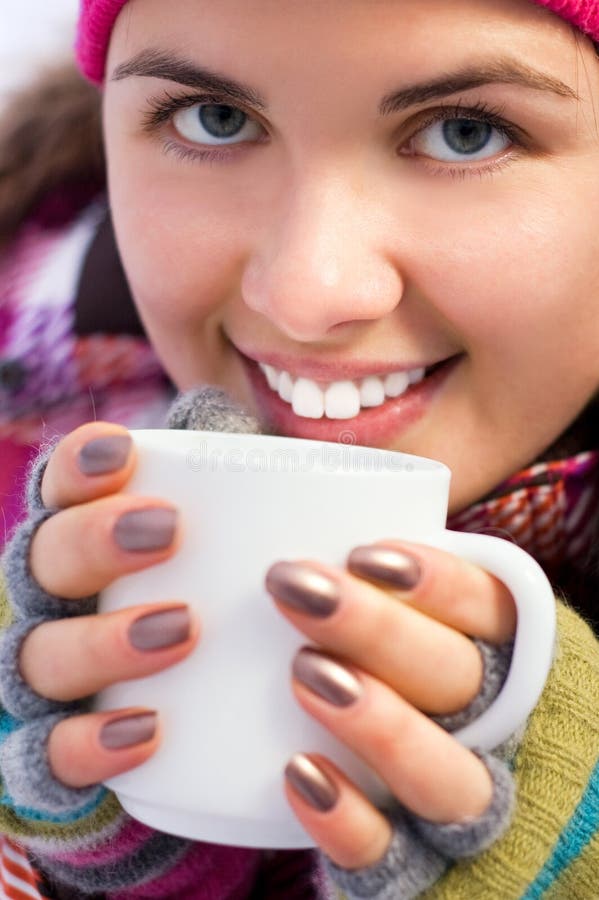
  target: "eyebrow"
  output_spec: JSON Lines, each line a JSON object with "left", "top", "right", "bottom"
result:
{"left": 110, "top": 49, "right": 580, "bottom": 114}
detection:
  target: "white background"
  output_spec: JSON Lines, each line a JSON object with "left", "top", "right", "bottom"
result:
{"left": 1, "top": 0, "right": 79, "bottom": 108}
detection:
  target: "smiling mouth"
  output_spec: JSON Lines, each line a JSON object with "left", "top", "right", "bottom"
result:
{"left": 254, "top": 358, "right": 451, "bottom": 420}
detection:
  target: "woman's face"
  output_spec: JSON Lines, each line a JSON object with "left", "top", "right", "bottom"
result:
{"left": 103, "top": 0, "right": 599, "bottom": 513}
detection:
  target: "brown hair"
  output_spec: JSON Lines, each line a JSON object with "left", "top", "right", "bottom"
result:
{"left": 0, "top": 59, "right": 104, "bottom": 250}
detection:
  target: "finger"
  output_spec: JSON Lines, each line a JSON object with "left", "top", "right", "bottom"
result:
{"left": 267, "top": 560, "right": 483, "bottom": 715}
{"left": 285, "top": 753, "right": 392, "bottom": 869}
{"left": 292, "top": 647, "right": 493, "bottom": 825}
{"left": 348, "top": 540, "right": 517, "bottom": 642}
{"left": 29, "top": 494, "right": 181, "bottom": 599}
{"left": 20, "top": 603, "right": 200, "bottom": 702}
{"left": 41, "top": 422, "right": 136, "bottom": 509}
{"left": 48, "top": 708, "right": 160, "bottom": 788}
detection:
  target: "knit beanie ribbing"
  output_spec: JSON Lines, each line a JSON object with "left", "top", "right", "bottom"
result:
{"left": 76, "top": 0, "right": 125, "bottom": 85}
{"left": 76, "top": 0, "right": 599, "bottom": 87}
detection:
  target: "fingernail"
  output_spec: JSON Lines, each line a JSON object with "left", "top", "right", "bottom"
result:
{"left": 113, "top": 507, "right": 178, "bottom": 552}
{"left": 100, "top": 712, "right": 157, "bottom": 750}
{"left": 285, "top": 753, "right": 339, "bottom": 812}
{"left": 77, "top": 434, "right": 132, "bottom": 476}
{"left": 347, "top": 544, "right": 421, "bottom": 589}
{"left": 293, "top": 647, "right": 362, "bottom": 707}
{"left": 266, "top": 562, "right": 340, "bottom": 618}
{"left": 128, "top": 607, "right": 190, "bottom": 651}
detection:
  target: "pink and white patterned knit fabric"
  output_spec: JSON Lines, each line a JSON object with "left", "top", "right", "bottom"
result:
{"left": 0, "top": 837, "right": 46, "bottom": 899}
{"left": 0, "top": 190, "right": 175, "bottom": 543}
{"left": 447, "top": 450, "right": 599, "bottom": 573}
{"left": 74, "top": 0, "right": 599, "bottom": 86}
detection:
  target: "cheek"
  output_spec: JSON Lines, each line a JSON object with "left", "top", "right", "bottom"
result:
{"left": 106, "top": 118, "right": 258, "bottom": 327}
{"left": 416, "top": 191, "right": 599, "bottom": 373}
{"left": 110, "top": 179, "right": 243, "bottom": 327}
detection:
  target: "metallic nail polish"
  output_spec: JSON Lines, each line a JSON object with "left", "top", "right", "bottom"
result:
{"left": 347, "top": 545, "right": 421, "bottom": 589}
{"left": 285, "top": 753, "right": 339, "bottom": 812}
{"left": 128, "top": 607, "right": 190, "bottom": 651}
{"left": 293, "top": 647, "right": 362, "bottom": 707}
{"left": 113, "top": 507, "right": 178, "bottom": 552}
{"left": 77, "top": 434, "right": 132, "bottom": 475}
{"left": 100, "top": 712, "right": 157, "bottom": 750}
{"left": 266, "top": 561, "right": 340, "bottom": 618}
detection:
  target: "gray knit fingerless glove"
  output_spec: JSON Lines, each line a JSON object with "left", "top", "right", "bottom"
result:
{"left": 0, "top": 438, "right": 103, "bottom": 814}
{"left": 324, "top": 750, "right": 515, "bottom": 899}
{"left": 0, "top": 388, "right": 266, "bottom": 817}
{"left": 320, "top": 639, "right": 516, "bottom": 900}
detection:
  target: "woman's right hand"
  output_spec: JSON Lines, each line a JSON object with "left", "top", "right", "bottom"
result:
{"left": 17, "top": 421, "right": 200, "bottom": 791}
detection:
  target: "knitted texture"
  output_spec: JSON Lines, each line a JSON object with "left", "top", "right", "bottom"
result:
{"left": 326, "top": 812, "right": 448, "bottom": 900}
{"left": 74, "top": 0, "right": 599, "bottom": 86}
{"left": 0, "top": 192, "right": 174, "bottom": 542}
{"left": 432, "top": 638, "right": 514, "bottom": 733}
{"left": 75, "top": 0, "right": 129, "bottom": 86}
{"left": 0, "top": 837, "right": 46, "bottom": 898}
{"left": 0, "top": 617, "right": 84, "bottom": 720}
{"left": 1, "top": 505, "right": 97, "bottom": 622}
{"left": 166, "top": 385, "right": 263, "bottom": 434}
{"left": 25, "top": 436, "right": 61, "bottom": 512}
{"left": 447, "top": 451, "right": 599, "bottom": 575}
{"left": 415, "top": 602, "right": 599, "bottom": 900}
{"left": 412, "top": 753, "right": 516, "bottom": 858}
{"left": 326, "top": 752, "right": 515, "bottom": 900}
{"left": 0, "top": 713, "right": 101, "bottom": 815}
{"left": 328, "top": 602, "right": 599, "bottom": 900}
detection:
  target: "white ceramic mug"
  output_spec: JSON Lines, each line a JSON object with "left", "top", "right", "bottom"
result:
{"left": 93, "top": 430, "right": 556, "bottom": 848}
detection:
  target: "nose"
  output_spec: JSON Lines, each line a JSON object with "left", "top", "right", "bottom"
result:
{"left": 241, "top": 171, "right": 403, "bottom": 342}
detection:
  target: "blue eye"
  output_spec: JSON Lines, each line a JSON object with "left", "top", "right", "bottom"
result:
{"left": 407, "top": 111, "right": 513, "bottom": 164}
{"left": 173, "top": 103, "right": 264, "bottom": 146}
{"left": 442, "top": 119, "right": 495, "bottom": 155}
{"left": 144, "top": 91, "right": 523, "bottom": 177}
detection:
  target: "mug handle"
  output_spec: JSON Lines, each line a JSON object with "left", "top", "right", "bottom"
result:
{"left": 424, "top": 529, "right": 556, "bottom": 751}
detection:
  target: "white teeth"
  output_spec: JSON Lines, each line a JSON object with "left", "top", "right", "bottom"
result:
{"left": 263, "top": 364, "right": 279, "bottom": 391}
{"left": 278, "top": 371, "right": 294, "bottom": 402}
{"left": 360, "top": 376, "right": 386, "bottom": 408}
{"left": 292, "top": 378, "right": 325, "bottom": 419}
{"left": 257, "top": 361, "right": 430, "bottom": 419}
{"left": 324, "top": 381, "right": 361, "bottom": 419}
{"left": 384, "top": 371, "right": 410, "bottom": 398}
{"left": 408, "top": 367, "right": 426, "bottom": 385}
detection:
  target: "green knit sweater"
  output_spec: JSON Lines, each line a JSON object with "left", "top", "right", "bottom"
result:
{"left": 326, "top": 601, "right": 599, "bottom": 899}
{"left": 419, "top": 599, "right": 599, "bottom": 899}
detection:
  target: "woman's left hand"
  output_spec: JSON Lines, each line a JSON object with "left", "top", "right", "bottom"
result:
{"left": 265, "top": 539, "right": 517, "bottom": 869}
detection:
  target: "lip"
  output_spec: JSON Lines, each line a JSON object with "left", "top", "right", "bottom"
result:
{"left": 239, "top": 350, "right": 463, "bottom": 447}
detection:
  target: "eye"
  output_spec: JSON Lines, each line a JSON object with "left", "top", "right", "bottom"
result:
{"left": 172, "top": 103, "right": 264, "bottom": 146}
{"left": 408, "top": 115, "right": 511, "bottom": 164}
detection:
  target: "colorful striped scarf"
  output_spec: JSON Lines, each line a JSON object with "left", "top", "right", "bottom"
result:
{"left": 448, "top": 450, "right": 599, "bottom": 574}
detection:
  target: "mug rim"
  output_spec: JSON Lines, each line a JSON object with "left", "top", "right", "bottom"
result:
{"left": 129, "top": 429, "right": 450, "bottom": 478}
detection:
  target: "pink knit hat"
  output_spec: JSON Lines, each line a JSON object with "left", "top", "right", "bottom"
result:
{"left": 75, "top": 0, "right": 599, "bottom": 86}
